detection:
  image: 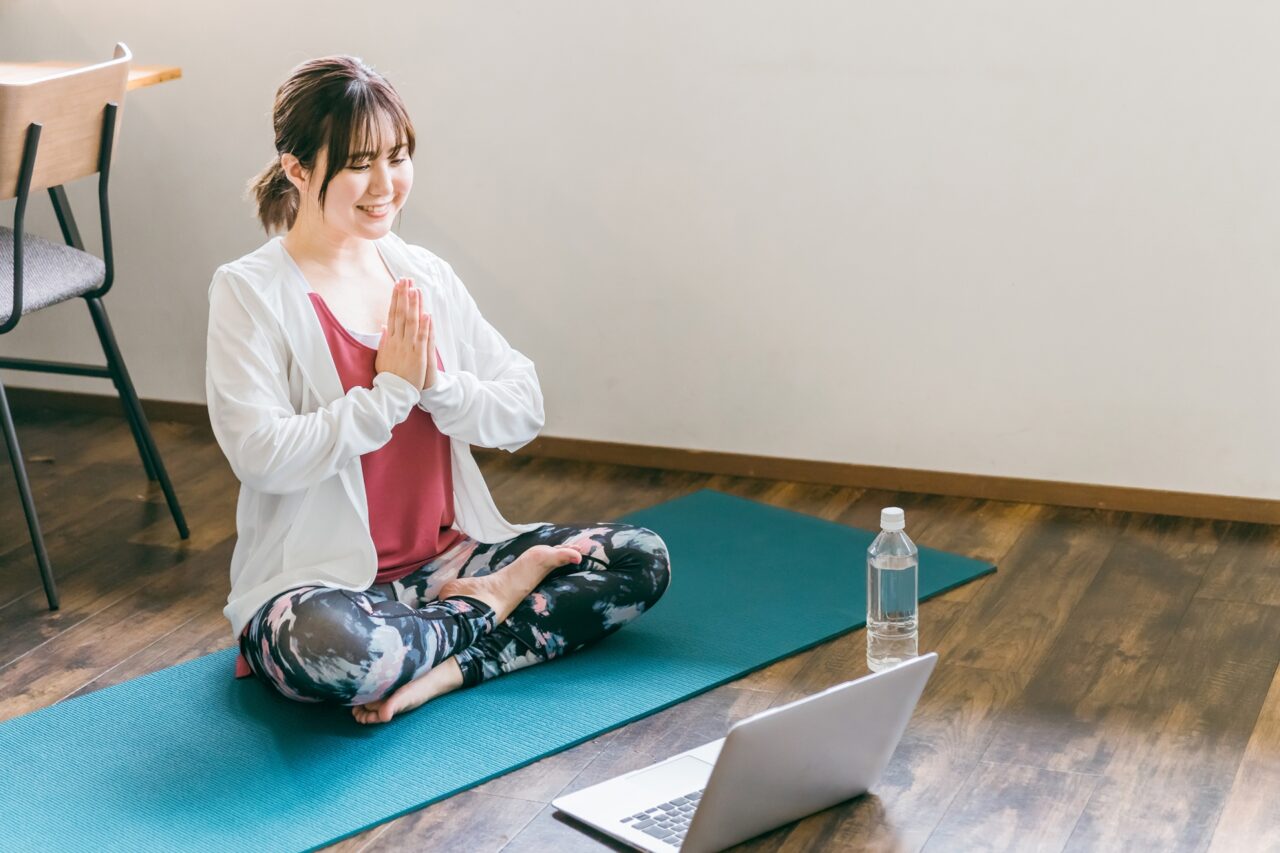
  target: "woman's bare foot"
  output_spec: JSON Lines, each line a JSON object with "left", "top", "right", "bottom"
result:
{"left": 351, "top": 543, "right": 589, "bottom": 725}
{"left": 353, "top": 656, "right": 465, "bottom": 724}
{"left": 436, "top": 543, "right": 588, "bottom": 624}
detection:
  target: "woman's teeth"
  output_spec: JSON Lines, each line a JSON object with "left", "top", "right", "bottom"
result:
{"left": 359, "top": 203, "right": 390, "bottom": 214}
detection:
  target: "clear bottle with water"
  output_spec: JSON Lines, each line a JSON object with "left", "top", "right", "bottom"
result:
{"left": 866, "top": 507, "right": 919, "bottom": 672}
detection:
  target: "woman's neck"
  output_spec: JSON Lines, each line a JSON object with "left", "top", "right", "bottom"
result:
{"left": 281, "top": 225, "right": 379, "bottom": 278}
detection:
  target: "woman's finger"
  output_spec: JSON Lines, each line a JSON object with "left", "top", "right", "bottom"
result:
{"left": 406, "top": 287, "right": 420, "bottom": 341}
{"left": 388, "top": 282, "right": 400, "bottom": 340}
{"left": 393, "top": 281, "right": 407, "bottom": 340}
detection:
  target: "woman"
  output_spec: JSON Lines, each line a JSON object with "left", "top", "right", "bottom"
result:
{"left": 206, "top": 55, "right": 671, "bottom": 725}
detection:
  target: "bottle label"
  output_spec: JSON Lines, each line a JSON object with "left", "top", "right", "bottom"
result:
{"left": 869, "top": 554, "right": 916, "bottom": 571}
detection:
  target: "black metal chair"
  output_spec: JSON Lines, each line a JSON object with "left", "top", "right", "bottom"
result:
{"left": 0, "top": 43, "right": 188, "bottom": 611}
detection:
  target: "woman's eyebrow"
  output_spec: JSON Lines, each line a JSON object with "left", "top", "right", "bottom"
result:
{"left": 351, "top": 142, "right": 408, "bottom": 159}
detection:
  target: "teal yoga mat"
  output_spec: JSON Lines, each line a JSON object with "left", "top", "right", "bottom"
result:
{"left": 0, "top": 488, "right": 993, "bottom": 853}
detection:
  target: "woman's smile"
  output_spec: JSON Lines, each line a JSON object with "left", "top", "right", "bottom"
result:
{"left": 358, "top": 201, "right": 393, "bottom": 218}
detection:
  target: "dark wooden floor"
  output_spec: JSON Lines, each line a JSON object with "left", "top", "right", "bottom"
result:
{"left": 1, "top": 405, "right": 1277, "bottom": 852}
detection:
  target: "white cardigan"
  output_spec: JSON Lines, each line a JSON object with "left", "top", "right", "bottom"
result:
{"left": 206, "top": 231, "right": 547, "bottom": 640}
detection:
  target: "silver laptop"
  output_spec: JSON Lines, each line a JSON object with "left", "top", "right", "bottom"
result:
{"left": 552, "top": 652, "right": 938, "bottom": 853}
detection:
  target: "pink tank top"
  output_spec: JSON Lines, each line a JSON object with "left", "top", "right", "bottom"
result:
{"left": 307, "top": 291, "right": 463, "bottom": 580}
{"left": 233, "top": 290, "right": 462, "bottom": 679}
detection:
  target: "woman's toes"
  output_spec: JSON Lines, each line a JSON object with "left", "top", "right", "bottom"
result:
{"left": 540, "top": 544, "right": 585, "bottom": 566}
{"left": 353, "top": 700, "right": 388, "bottom": 725}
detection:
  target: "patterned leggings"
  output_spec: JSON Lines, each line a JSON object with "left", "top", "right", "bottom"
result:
{"left": 239, "top": 522, "right": 671, "bottom": 706}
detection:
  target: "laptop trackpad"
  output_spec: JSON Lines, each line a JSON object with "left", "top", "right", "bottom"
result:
{"left": 627, "top": 755, "right": 715, "bottom": 800}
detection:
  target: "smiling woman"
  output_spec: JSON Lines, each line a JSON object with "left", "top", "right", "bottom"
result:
{"left": 208, "top": 55, "right": 672, "bottom": 725}
{"left": 246, "top": 56, "right": 416, "bottom": 236}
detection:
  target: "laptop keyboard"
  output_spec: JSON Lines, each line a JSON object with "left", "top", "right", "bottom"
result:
{"left": 619, "top": 788, "right": 704, "bottom": 846}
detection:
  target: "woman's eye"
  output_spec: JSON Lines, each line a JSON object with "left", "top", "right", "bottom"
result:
{"left": 349, "top": 159, "right": 406, "bottom": 171}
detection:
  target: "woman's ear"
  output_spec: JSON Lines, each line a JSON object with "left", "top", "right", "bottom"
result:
{"left": 280, "top": 153, "right": 308, "bottom": 194}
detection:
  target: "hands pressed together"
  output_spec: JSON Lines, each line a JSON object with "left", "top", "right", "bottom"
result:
{"left": 375, "top": 278, "right": 437, "bottom": 391}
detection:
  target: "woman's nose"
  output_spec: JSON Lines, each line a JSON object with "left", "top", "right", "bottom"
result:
{"left": 370, "top": 162, "right": 394, "bottom": 194}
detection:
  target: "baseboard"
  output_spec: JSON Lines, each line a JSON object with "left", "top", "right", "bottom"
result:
{"left": 6, "top": 386, "right": 1276, "bottom": 525}
{"left": 510, "top": 437, "right": 1278, "bottom": 525}
{"left": 5, "top": 386, "right": 211, "bottom": 429}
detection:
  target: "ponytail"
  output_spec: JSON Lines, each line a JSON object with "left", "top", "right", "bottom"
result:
{"left": 245, "top": 156, "right": 298, "bottom": 235}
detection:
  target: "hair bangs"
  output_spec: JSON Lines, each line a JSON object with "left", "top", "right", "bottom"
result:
{"left": 346, "top": 88, "right": 415, "bottom": 164}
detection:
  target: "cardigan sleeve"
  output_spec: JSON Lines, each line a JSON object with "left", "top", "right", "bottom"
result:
{"left": 205, "top": 267, "right": 420, "bottom": 495}
{"left": 415, "top": 258, "right": 545, "bottom": 453}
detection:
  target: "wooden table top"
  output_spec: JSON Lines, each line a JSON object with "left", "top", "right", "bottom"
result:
{"left": 0, "top": 62, "right": 181, "bottom": 90}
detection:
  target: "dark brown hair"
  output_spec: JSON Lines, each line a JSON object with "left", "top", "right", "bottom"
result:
{"left": 246, "top": 55, "right": 416, "bottom": 234}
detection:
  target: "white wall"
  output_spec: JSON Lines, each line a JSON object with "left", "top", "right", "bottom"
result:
{"left": 2, "top": 2, "right": 1277, "bottom": 499}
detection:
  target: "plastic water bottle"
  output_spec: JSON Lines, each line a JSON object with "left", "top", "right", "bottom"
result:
{"left": 866, "top": 507, "right": 919, "bottom": 672}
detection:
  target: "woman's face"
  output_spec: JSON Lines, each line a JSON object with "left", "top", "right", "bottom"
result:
{"left": 287, "top": 116, "right": 414, "bottom": 240}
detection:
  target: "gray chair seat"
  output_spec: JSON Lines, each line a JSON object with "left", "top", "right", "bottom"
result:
{"left": 0, "top": 226, "right": 106, "bottom": 324}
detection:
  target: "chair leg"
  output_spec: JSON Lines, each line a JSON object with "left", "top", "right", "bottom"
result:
{"left": 113, "top": 368, "right": 159, "bottom": 481}
{"left": 0, "top": 376, "right": 60, "bottom": 610}
{"left": 85, "top": 296, "right": 190, "bottom": 540}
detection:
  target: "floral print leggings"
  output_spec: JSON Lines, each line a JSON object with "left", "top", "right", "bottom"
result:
{"left": 239, "top": 522, "right": 671, "bottom": 706}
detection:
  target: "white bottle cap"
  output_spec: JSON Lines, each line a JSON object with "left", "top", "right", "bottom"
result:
{"left": 881, "top": 507, "right": 905, "bottom": 531}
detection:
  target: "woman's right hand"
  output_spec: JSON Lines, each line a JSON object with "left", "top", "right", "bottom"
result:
{"left": 375, "top": 278, "right": 432, "bottom": 390}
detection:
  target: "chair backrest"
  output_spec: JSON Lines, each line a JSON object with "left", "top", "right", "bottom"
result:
{"left": 0, "top": 43, "right": 131, "bottom": 202}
